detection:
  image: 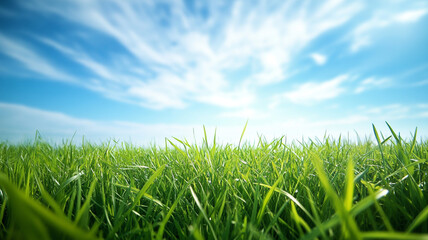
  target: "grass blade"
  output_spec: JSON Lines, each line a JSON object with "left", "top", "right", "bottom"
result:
{"left": 344, "top": 159, "right": 354, "bottom": 211}
{"left": 257, "top": 176, "right": 282, "bottom": 224}
{"left": 372, "top": 124, "right": 391, "bottom": 170}
{"left": 361, "top": 231, "right": 428, "bottom": 239}
{"left": 107, "top": 165, "right": 166, "bottom": 239}
{"left": 0, "top": 174, "right": 100, "bottom": 240}
{"left": 311, "top": 154, "right": 361, "bottom": 240}
{"left": 156, "top": 177, "right": 198, "bottom": 240}
{"left": 238, "top": 120, "right": 248, "bottom": 149}
{"left": 302, "top": 189, "right": 389, "bottom": 240}
{"left": 74, "top": 179, "right": 97, "bottom": 227}
{"left": 190, "top": 185, "right": 218, "bottom": 240}
{"left": 407, "top": 205, "right": 428, "bottom": 233}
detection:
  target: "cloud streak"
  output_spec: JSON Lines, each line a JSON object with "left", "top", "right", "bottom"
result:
{"left": 310, "top": 53, "right": 327, "bottom": 65}
{"left": 355, "top": 77, "right": 391, "bottom": 93}
{"left": 2, "top": 102, "right": 426, "bottom": 145}
{"left": 349, "top": 7, "right": 428, "bottom": 52}
{"left": 284, "top": 75, "right": 348, "bottom": 104}
{"left": 395, "top": 9, "right": 428, "bottom": 23}
{"left": 0, "top": 102, "right": 268, "bottom": 145}
{"left": 0, "top": 0, "right": 426, "bottom": 140}
{"left": 0, "top": 34, "right": 77, "bottom": 83}
{"left": 1, "top": 0, "right": 368, "bottom": 110}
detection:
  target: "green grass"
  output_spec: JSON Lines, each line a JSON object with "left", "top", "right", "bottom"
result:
{"left": 0, "top": 123, "right": 427, "bottom": 239}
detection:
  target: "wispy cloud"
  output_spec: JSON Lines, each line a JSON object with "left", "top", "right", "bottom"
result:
{"left": 2, "top": 0, "right": 427, "bottom": 121}
{"left": 358, "top": 104, "right": 412, "bottom": 120}
{"left": 416, "top": 104, "right": 428, "bottom": 109}
{"left": 0, "top": 0, "right": 366, "bottom": 110}
{"left": 349, "top": 7, "right": 428, "bottom": 52}
{"left": 350, "top": 17, "right": 390, "bottom": 53}
{"left": 2, "top": 102, "right": 427, "bottom": 144}
{"left": 0, "top": 102, "right": 261, "bottom": 144}
{"left": 395, "top": 9, "right": 428, "bottom": 23}
{"left": 310, "top": 53, "right": 327, "bottom": 65}
{"left": 355, "top": 77, "right": 391, "bottom": 93}
{"left": 0, "top": 34, "right": 77, "bottom": 83}
{"left": 284, "top": 75, "right": 348, "bottom": 104}
{"left": 219, "top": 108, "right": 267, "bottom": 120}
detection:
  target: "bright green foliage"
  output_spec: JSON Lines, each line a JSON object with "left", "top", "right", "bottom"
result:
{"left": 0, "top": 124, "right": 427, "bottom": 239}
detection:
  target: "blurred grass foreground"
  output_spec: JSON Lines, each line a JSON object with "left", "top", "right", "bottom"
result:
{"left": 0, "top": 123, "right": 427, "bottom": 239}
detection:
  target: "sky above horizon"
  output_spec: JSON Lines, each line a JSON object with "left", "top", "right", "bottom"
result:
{"left": 1, "top": 0, "right": 428, "bottom": 145}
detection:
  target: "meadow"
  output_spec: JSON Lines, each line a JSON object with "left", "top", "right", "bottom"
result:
{"left": 0, "top": 123, "right": 427, "bottom": 239}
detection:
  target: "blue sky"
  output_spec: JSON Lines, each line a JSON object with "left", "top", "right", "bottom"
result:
{"left": 1, "top": 0, "right": 428, "bottom": 145}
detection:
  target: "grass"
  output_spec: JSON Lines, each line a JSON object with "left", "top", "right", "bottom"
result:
{"left": 0, "top": 123, "right": 427, "bottom": 239}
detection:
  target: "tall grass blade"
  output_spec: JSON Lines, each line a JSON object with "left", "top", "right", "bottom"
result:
{"left": 406, "top": 205, "right": 428, "bottom": 233}
{"left": 361, "top": 232, "right": 428, "bottom": 239}
{"left": 372, "top": 124, "right": 391, "bottom": 170}
{"left": 238, "top": 120, "right": 248, "bottom": 149}
{"left": 190, "top": 186, "right": 218, "bottom": 240}
{"left": 311, "top": 154, "right": 361, "bottom": 240}
{"left": 344, "top": 159, "right": 354, "bottom": 211}
{"left": 409, "top": 127, "right": 418, "bottom": 155}
{"left": 167, "top": 139, "right": 187, "bottom": 158}
{"left": 156, "top": 177, "right": 197, "bottom": 240}
{"left": 74, "top": 179, "right": 97, "bottom": 227}
{"left": 302, "top": 189, "right": 389, "bottom": 240}
{"left": 0, "top": 174, "right": 100, "bottom": 240}
{"left": 258, "top": 183, "right": 315, "bottom": 224}
{"left": 257, "top": 176, "right": 282, "bottom": 224}
{"left": 107, "top": 165, "right": 166, "bottom": 239}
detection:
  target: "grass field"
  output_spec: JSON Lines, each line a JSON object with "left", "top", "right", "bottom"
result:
{"left": 0, "top": 123, "right": 427, "bottom": 239}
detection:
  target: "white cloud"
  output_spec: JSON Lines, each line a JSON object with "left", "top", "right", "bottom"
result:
{"left": 419, "top": 111, "right": 428, "bottom": 118}
{"left": 0, "top": 102, "right": 96, "bottom": 136}
{"left": 349, "top": 7, "right": 428, "bottom": 52}
{"left": 310, "top": 53, "right": 327, "bottom": 65}
{"left": 350, "top": 17, "right": 390, "bottom": 52}
{"left": 0, "top": 34, "right": 77, "bottom": 83}
{"left": 267, "top": 94, "right": 283, "bottom": 110}
{"left": 37, "top": 37, "right": 121, "bottom": 83}
{"left": 196, "top": 90, "right": 254, "bottom": 108}
{"left": 284, "top": 75, "right": 348, "bottom": 104}
{"left": 416, "top": 104, "right": 428, "bottom": 109}
{"left": 5, "top": 1, "right": 424, "bottom": 114}
{"left": 5, "top": 0, "right": 364, "bottom": 109}
{"left": 395, "top": 9, "right": 428, "bottom": 23}
{"left": 350, "top": 35, "right": 371, "bottom": 53}
{"left": 0, "top": 102, "right": 272, "bottom": 145}
{"left": 355, "top": 77, "right": 391, "bottom": 93}
{"left": 219, "top": 108, "right": 267, "bottom": 120}
{"left": 358, "top": 104, "right": 411, "bottom": 120}
{"left": 312, "top": 115, "right": 370, "bottom": 126}
{"left": 1, "top": 102, "right": 427, "bottom": 145}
